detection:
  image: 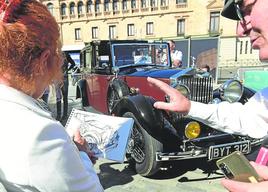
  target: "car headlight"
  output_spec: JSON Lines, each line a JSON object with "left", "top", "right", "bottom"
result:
{"left": 174, "top": 84, "right": 190, "bottom": 99}
{"left": 185, "top": 121, "right": 201, "bottom": 139}
{"left": 219, "top": 80, "right": 243, "bottom": 103}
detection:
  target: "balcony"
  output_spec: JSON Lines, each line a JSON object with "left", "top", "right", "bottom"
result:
{"left": 86, "top": 12, "right": 93, "bottom": 17}
{"left": 113, "top": 10, "right": 120, "bottom": 15}
{"left": 176, "top": 2, "right": 187, "bottom": 8}
{"left": 141, "top": 7, "right": 149, "bottom": 12}
{"left": 104, "top": 11, "right": 111, "bottom": 16}
{"left": 95, "top": 12, "right": 102, "bottom": 16}
{"left": 122, "top": 9, "right": 129, "bottom": 13}
{"left": 61, "top": 15, "right": 68, "bottom": 20}
{"left": 151, "top": 7, "right": 158, "bottom": 11}
{"left": 78, "top": 13, "right": 84, "bottom": 18}
{"left": 160, "top": 5, "right": 168, "bottom": 10}
{"left": 131, "top": 8, "right": 139, "bottom": 13}
{"left": 69, "top": 14, "right": 75, "bottom": 19}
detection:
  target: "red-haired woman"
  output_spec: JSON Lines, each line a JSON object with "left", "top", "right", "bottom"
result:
{"left": 0, "top": 0, "right": 103, "bottom": 191}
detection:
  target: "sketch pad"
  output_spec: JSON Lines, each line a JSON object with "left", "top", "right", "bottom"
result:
{"left": 65, "top": 108, "right": 134, "bottom": 163}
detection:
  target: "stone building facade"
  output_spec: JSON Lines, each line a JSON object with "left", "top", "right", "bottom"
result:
{"left": 40, "top": 0, "right": 263, "bottom": 81}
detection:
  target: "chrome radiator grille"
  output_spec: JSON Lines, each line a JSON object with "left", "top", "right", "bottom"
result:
{"left": 178, "top": 76, "right": 213, "bottom": 103}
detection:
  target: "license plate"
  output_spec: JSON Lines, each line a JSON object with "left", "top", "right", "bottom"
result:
{"left": 208, "top": 140, "right": 251, "bottom": 160}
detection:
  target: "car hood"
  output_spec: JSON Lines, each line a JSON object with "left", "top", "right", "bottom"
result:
{"left": 125, "top": 67, "right": 194, "bottom": 79}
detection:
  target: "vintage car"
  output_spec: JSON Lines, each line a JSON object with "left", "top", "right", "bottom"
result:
{"left": 76, "top": 40, "right": 262, "bottom": 177}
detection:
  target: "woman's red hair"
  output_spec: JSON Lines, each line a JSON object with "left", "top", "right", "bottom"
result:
{"left": 0, "top": 0, "right": 62, "bottom": 95}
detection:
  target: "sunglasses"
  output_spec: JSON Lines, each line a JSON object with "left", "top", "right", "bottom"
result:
{"left": 234, "top": 2, "right": 245, "bottom": 22}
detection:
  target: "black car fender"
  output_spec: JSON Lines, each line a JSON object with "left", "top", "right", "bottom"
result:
{"left": 76, "top": 79, "right": 89, "bottom": 106}
{"left": 111, "top": 94, "right": 163, "bottom": 136}
{"left": 240, "top": 86, "right": 256, "bottom": 101}
{"left": 108, "top": 78, "right": 130, "bottom": 98}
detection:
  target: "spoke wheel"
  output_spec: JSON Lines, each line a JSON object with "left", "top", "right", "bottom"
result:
{"left": 123, "top": 112, "right": 163, "bottom": 177}
{"left": 107, "top": 89, "right": 120, "bottom": 114}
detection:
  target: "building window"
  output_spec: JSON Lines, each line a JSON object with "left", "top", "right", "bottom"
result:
{"left": 127, "top": 24, "right": 135, "bottom": 36}
{"left": 86, "top": 0, "right": 92, "bottom": 13}
{"left": 150, "top": 0, "right": 157, "bottom": 7}
{"left": 209, "top": 12, "right": 220, "bottom": 34}
{"left": 122, "top": 0, "right": 127, "bottom": 10}
{"left": 141, "top": 0, "right": 147, "bottom": 8}
{"left": 176, "top": 0, "right": 186, "bottom": 3}
{"left": 177, "top": 19, "right": 185, "bottom": 36}
{"left": 160, "top": 0, "right": 167, "bottom": 6}
{"left": 78, "top": 1, "right": 83, "bottom": 15}
{"left": 95, "top": 0, "right": 100, "bottom": 13}
{"left": 240, "top": 41, "right": 243, "bottom": 55}
{"left": 109, "top": 25, "right": 117, "bottom": 39}
{"left": 131, "top": 0, "right": 136, "bottom": 9}
{"left": 47, "top": 3, "right": 53, "bottom": 15}
{"left": 245, "top": 40, "right": 248, "bottom": 54}
{"left": 146, "top": 22, "right": 154, "bottom": 35}
{"left": 113, "top": 0, "right": 119, "bottom": 11}
{"left": 70, "top": 2, "right": 75, "bottom": 15}
{"left": 104, "top": 0, "right": 109, "bottom": 11}
{"left": 61, "top": 3, "right": 66, "bottom": 16}
{"left": 92, "top": 27, "right": 98, "bottom": 39}
{"left": 75, "top": 28, "right": 81, "bottom": 40}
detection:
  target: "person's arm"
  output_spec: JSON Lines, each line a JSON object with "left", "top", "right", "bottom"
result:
{"left": 189, "top": 101, "right": 268, "bottom": 138}
{"left": 147, "top": 77, "right": 268, "bottom": 139}
{"left": 188, "top": 88, "right": 268, "bottom": 138}
{"left": 65, "top": 53, "right": 76, "bottom": 71}
{"left": 29, "top": 122, "right": 103, "bottom": 192}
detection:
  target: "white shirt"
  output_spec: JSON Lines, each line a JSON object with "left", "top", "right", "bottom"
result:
{"left": 171, "top": 50, "right": 182, "bottom": 63}
{"left": 0, "top": 84, "right": 103, "bottom": 192}
{"left": 187, "top": 87, "right": 268, "bottom": 139}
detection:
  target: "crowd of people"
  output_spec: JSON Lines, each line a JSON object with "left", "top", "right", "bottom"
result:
{"left": 0, "top": 0, "right": 268, "bottom": 191}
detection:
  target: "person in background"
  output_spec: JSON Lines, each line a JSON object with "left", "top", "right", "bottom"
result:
{"left": 55, "top": 82, "right": 63, "bottom": 120}
{"left": 41, "top": 86, "right": 50, "bottom": 103}
{"left": 0, "top": 0, "right": 103, "bottom": 191}
{"left": 58, "top": 51, "right": 76, "bottom": 121}
{"left": 201, "top": 65, "right": 210, "bottom": 73}
{"left": 168, "top": 40, "right": 183, "bottom": 67}
{"left": 148, "top": 0, "right": 268, "bottom": 191}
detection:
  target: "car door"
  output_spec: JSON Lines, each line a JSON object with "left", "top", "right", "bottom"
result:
{"left": 85, "top": 43, "right": 113, "bottom": 113}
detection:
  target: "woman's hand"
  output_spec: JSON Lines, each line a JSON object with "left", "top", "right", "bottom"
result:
{"left": 73, "top": 129, "right": 98, "bottom": 164}
{"left": 147, "top": 77, "right": 191, "bottom": 114}
{"left": 221, "top": 162, "right": 268, "bottom": 192}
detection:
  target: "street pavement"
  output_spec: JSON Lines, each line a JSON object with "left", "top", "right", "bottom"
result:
{"left": 47, "top": 82, "right": 228, "bottom": 192}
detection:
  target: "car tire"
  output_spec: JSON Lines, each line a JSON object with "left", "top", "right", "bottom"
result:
{"left": 107, "top": 79, "right": 129, "bottom": 113}
{"left": 123, "top": 112, "right": 163, "bottom": 177}
{"left": 76, "top": 85, "right": 88, "bottom": 111}
{"left": 78, "top": 97, "right": 86, "bottom": 111}
{"left": 107, "top": 88, "right": 120, "bottom": 114}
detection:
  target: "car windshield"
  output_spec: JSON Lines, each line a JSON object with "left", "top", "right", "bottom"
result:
{"left": 112, "top": 43, "right": 170, "bottom": 67}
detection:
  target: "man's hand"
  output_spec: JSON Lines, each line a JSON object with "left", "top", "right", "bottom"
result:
{"left": 147, "top": 77, "right": 191, "bottom": 115}
{"left": 73, "top": 130, "right": 98, "bottom": 164}
{"left": 221, "top": 162, "right": 268, "bottom": 192}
